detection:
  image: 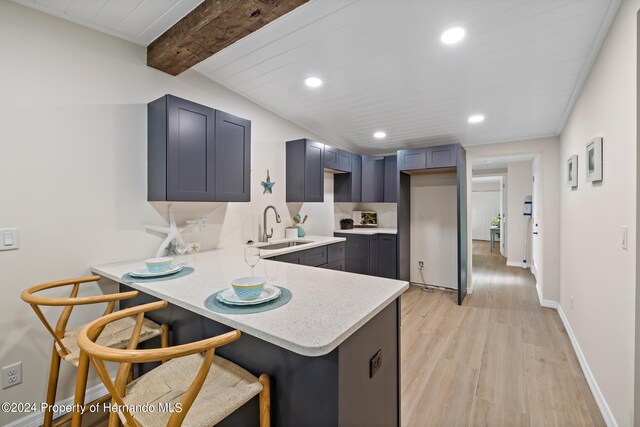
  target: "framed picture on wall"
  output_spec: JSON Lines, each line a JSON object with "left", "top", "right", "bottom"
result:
{"left": 586, "top": 137, "right": 603, "bottom": 182}
{"left": 567, "top": 154, "right": 578, "bottom": 188}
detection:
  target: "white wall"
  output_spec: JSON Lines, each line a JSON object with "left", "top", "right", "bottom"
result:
{"left": 559, "top": 0, "right": 637, "bottom": 424}
{"left": 409, "top": 173, "right": 458, "bottom": 288}
{"left": 472, "top": 181, "right": 500, "bottom": 191}
{"left": 506, "top": 161, "right": 533, "bottom": 266}
{"left": 465, "top": 137, "right": 560, "bottom": 301}
{"left": 0, "top": 3, "right": 336, "bottom": 424}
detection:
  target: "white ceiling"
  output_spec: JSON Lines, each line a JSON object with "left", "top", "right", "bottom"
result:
{"left": 194, "top": 0, "right": 620, "bottom": 154}
{"left": 12, "top": 0, "right": 203, "bottom": 45}
{"left": 14, "top": 0, "right": 621, "bottom": 155}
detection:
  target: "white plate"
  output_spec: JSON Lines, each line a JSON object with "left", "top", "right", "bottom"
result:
{"left": 216, "top": 285, "right": 281, "bottom": 306}
{"left": 130, "top": 265, "right": 183, "bottom": 278}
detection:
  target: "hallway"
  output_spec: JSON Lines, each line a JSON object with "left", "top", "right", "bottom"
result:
{"left": 400, "top": 241, "right": 604, "bottom": 426}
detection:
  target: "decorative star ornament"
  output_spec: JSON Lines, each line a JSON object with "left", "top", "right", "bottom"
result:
{"left": 144, "top": 205, "right": 187, "bottom": 257}
{"left": 261, "top": 169, "right": 276, "bottom": 194}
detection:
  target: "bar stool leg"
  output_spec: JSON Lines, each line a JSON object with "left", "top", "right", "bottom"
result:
{"left": 258, "top": 374, "right": 271, "bottom": 427}
{"left": 44, "top": 344, "right": 61, "bottom": 427}
{"left": 70, "top": 351, "right": 90, "bottom": 427}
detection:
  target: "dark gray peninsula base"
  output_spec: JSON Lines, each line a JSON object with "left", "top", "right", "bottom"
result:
{"left": 120, "top": 285, "right": 401, "bottom": 427}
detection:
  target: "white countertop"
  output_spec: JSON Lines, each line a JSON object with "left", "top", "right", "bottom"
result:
{"left": 254, "top": 235, "right": 345, "bottom": 258}
{"left": 92, "top": 237, "right": 408, "bottom": 357}
{"left": 334, "top": 228, "right": 398, "bottom": 235}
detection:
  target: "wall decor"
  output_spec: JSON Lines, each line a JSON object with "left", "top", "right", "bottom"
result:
{"left": 567, "top": 154, "right": 578, "bottom": 188}
{"left": 586, "top": 137, "right": 603, "bottom": 182}
{"left": 261, "top": 169, "right": 276, "bottom": 194}
{"left": 144, "top": 205, "right": 187, "bottom": 257}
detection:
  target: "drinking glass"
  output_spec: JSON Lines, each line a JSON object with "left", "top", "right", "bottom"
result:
{"left": 244, "top": 246, "right": 260, "bottom": 276}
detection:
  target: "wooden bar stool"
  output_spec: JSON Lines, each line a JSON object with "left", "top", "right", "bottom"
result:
{"left": 78, "top": 300, "right": 271, "bottom": 427}
{"left": 20, "top": 275, "right": 169, "bottom": 427}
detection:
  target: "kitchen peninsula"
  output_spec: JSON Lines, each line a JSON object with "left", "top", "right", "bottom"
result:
{"left": 92, "top": 236, "right": 408, "bottom": 427}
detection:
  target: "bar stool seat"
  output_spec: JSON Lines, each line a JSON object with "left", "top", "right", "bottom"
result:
{"left": 20, "top": 275, "right": 170, "bottom": 427}
{"left": 56, "top": 316, "right": 164, "bottom": 367}
{"left": 78, "top": 300, "right": 271, "bottom": 427}
{"left": 119, "top": 353, "right": 263, "bottom": 427}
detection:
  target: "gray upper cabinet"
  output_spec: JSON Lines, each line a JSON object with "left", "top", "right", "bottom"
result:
{"left": 148, "top": 95, "right": 251, "bottom": 202}
{"left": 398, "top": 145, "right": 458, "bottom": 171}
{"left": 215, "top": 110, "right": 251, "bottom": 202}
{"left": 362, "top": 156, "right": 385, "bottom": 202}
{"left": 149, "top": 95, "right": 215, "bottom": 201}
{"left": 286, "top": 139, "right": 325, "bottom": 202}
{"left": 398, "top": 148, "right": 427, "bottom": 171}
{"left": 334, "top": 153, "right": 361, "bottom": 203}
{"left": 426, "top": 144, "right": 457, "bottom": 168}
{"left": 384, "top": 155, "right": 397, "bottom": 203}
{"left": 325, "top": 145, "right": 352, "bottom": 172}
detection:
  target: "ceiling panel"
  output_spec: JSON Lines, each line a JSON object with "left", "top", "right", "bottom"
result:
{"left": 12, "top": 0, "right": 204, "bottom": 45}
{"left": 12, "top": 0, "right": 621, "bottom": 154}
{"left": 194, "top": 0, "right": 620, "bottom": 154}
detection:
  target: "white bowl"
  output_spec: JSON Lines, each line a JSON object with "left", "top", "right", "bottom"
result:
{"left": 144, "top": 257, "right": 173, "bottom": 273}
{"left": 231, "top": 276, "right": 267, "bottom": 300}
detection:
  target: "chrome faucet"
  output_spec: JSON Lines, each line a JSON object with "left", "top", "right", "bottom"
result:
{"left": 262, "top": 205, "right": 282, "bottom": 242}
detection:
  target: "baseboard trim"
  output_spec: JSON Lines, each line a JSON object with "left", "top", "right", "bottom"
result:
{"left": 555, "top": 304, "right": 618, "bottom": 427}
{"left": 535, "top": 283, "right": 558, "bottom": 309}
{"left": 506, "top": 261, "right": 529, "bottom": 269}
{"left": 4, "top": 382, "right": 109, "bottom": 427}
{"left": 539, "top": 299, "right": 558, "bottom": 309}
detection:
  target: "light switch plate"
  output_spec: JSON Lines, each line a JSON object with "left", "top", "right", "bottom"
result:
{"left": 622, "top": 225, "right": 628, "bottom": 250}
{"left": 0, "top": 228, "right": 18, "bottom": 251}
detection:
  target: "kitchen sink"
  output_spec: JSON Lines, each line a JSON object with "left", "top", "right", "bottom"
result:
{"left": 259, "top": 241, "right": 313, "bottom": 250}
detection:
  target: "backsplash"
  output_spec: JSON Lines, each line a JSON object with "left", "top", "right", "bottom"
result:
{"left": 334, "top": 202, "right": 397, "bottom": 229}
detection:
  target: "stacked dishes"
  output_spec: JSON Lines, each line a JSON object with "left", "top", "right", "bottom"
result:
{"left": 129, "top": 257, "right": 183, "bottom": 278}
{"left": 217, "top": 276, "right": 281, "bottom": 306}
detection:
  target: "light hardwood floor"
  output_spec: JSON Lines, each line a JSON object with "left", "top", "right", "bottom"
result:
{"left": 401, "top": 240, "right": 605, "bottom": 427}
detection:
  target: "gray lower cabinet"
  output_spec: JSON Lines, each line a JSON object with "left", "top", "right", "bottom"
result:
{"left": 320, "top": 259, "right": 345, "bottom": 271}
{"left": 335, "top": 233, "right": 370, "bottom": 275}
{"left": 377, "top": 234, "right": 398, "bottom": 279}
{"left": 361, "top": 156, "right": 385, "bottom": 202}
{"left": 274, "top": 251, "right": 303, "bottom": 264}
{"left": 334, "top": 153, "right": 361, "bottom": 202}
{"left": 267, "top": 242, "right": 345, "bottom": 271}
{"left": 303, "top": 246, "right": 328, "bottom": 267}
{"left": 148, "top": 94, "right": 251, "bottom": 202}
{"left": 334, "top": 233, "right": 397, "bottom": 279}
{"left": 286, "top": 139, "right": 325, "bottom": 202}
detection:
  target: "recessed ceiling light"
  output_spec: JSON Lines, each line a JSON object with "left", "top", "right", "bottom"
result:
{"left": 373, "top": 131, "right": 386, "bottom": 139}
{"left": 468, "top": 114, "right": 485, "bottom": 124}
{"left": 440, "top": 27, "right": 466, "bottom": 45}
{"left": 304, "top": 77, "right": 323, "bottom": 88}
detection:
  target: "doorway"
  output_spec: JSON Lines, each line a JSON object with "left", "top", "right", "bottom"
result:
{"left": 471, "top": 175, "right": 504, "bottom": 257}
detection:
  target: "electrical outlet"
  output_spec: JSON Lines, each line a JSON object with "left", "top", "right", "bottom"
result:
{"left": 199, "top": 217, "right": 208, "bottom": 231}
{"left": 418, "top": 261, "right": 424, "bottom": 270}
{"left": 370, "top": 350, "right": 382, "bottom": 378}
{"left": 2, "top": 362, "right": 22, "bottom": 389}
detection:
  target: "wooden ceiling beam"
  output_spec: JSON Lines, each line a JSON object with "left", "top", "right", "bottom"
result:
{"left": 147, "top": 0, "right": 308, "bottom": 76}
